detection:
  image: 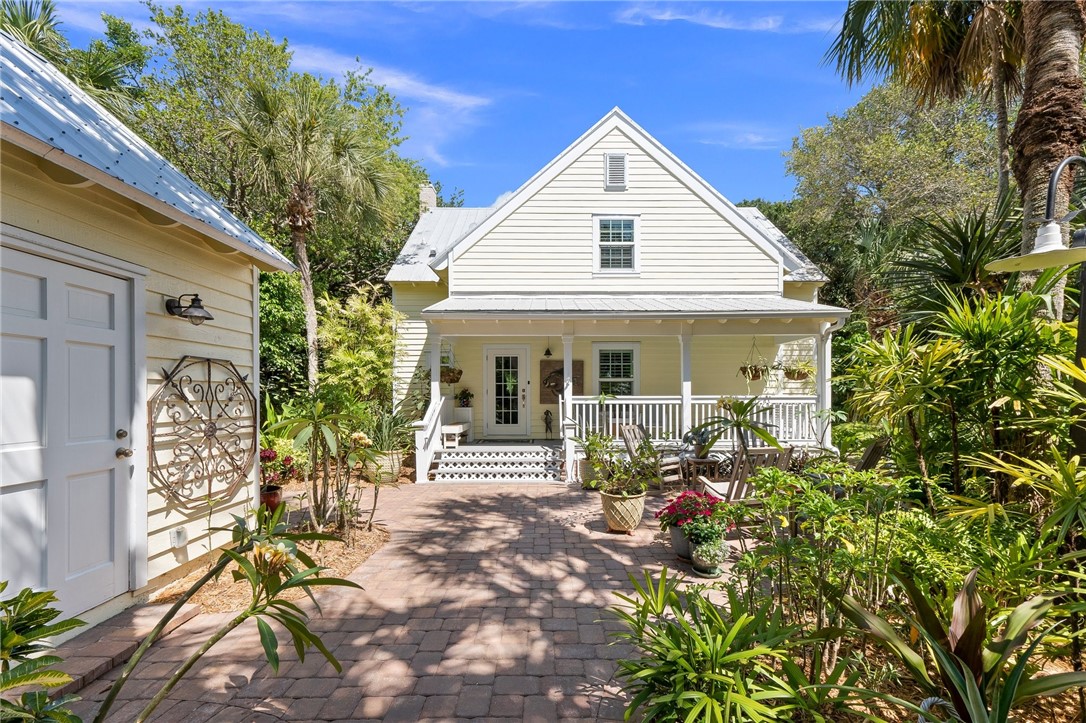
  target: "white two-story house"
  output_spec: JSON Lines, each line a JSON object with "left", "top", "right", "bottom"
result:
{"left": 387, "top": 108, "right": 849, "bottom": 482}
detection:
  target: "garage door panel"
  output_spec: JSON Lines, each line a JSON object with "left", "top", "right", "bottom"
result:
{"left": 1, "top": 334, "right": 45, "bottom": 450}
{"left": 1, "top": 267, "right": 45, "bottom": 319}
{"left": 66, "top": 468, "right": 115, "bottom": 577}
{"left": 65, "top": 283, "right": 114, "bottom": 330}
{"left": 66, "top": 342, "right": 114, "bottom": 443}
{"left": 0, "top": 479, "right": 47, "bottom": 591}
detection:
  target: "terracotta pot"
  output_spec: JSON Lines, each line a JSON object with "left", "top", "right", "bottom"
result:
{"left": 365, "top": 451, "right": 403, "bottom": 485}
{"left": 669, "top": 525, "right": 692, "bottom": 561}
{"left": 259, "top": 484, "right": 282, "bottom": 513}
{"left": 600, "top": 491, "right": 646, "bottom": 534}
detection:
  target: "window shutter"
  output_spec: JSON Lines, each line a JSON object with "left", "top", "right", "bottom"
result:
{"left": 604, "top": 153, "right": 627, "bottom": 190}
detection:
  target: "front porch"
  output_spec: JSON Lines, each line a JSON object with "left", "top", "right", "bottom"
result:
{"left": 407, "top": 296, "right": 848, "bottom": 482}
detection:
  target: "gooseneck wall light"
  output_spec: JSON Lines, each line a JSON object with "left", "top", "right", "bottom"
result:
{"left": 987, "top": 154, "right": 1086, "bottom": 452}
{"left": 165, "top": 293, "right": 215, "bottom": 326}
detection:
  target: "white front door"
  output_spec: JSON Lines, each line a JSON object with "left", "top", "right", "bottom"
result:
{"left": 485, "top": 346, "right": 529, "bottom": 438}
{"left": 1, "top": 247, "right": 132, "bottom": 616}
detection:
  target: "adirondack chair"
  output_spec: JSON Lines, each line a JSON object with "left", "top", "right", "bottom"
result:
{"left": 618, "top": 424, "right": 685, "bottom": 489}
{"left": 698, "top": 446, "right": 793, "bottom": 503}
{"left": 854, "top": 437, "right": 891, "bottom": 472}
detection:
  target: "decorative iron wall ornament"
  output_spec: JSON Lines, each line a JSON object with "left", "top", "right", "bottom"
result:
{"left": 149, "top": 356, "right": 257, "bottom": 510}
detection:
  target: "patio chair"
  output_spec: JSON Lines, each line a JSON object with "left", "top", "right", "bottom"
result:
{"left": 618, "top": 424, "right": 684, "bottom": 489}
{"left": 854, "top": 437, "right": 891, "bottom": 472}
{"left": 698, "top": 446, "right": 793, "bottom": 503}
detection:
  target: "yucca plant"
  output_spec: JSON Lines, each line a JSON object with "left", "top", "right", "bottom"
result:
{"left": 840, "top": 568, "right": 1086, "bottom": 722}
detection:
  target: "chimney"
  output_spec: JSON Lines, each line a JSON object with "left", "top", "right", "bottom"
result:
{"left": 419, "top": 183, "right": 437, "bottom": 213}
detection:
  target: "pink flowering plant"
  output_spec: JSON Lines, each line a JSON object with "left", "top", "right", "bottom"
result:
{"left": 654, "top": 490, "right": 724, "bottom": 531}
{"left": 259, "top": 447, "right": 297, "bottom": 487}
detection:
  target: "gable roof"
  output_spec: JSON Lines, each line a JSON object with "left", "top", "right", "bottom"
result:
{"left": 386, "top": 206, "right": 493, "bottom": 282}
{"left": 0, "top": 32, "right": 293, "bottom": 272}
{"left": 427, "top": 107, "right": 820, "bottom": 280}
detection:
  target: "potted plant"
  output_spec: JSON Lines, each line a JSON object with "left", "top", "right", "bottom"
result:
{"left": 690, "top": 538, "right": 729, "bottom": 578}
{"left": 258, "top": 447, "right": 297, "bottom": 513}
{"left": 682, "top": 426, "right": 718, "bottom": 458}
{"left": 596, "top": 441, "right": 655, "bottom": 534}
{"left": 654, "top": 490, "right": 724, "bottom": 561}
{"left": 440, "top": 364, "right": 463, "bottom": 384}
{"left": 782, "top": 360, "right": 815, "bottom": 381}
{"left": 455, "top": 388, "right": 474, "bottom": 407}
{"left": 363, "top": 405, "right": 413, "bottom": 485}
{"left": 738, "top": 361, "right": 772, "bottom": 381}
{"left": 574, "top": 429, "right": 618, "bottom": 487}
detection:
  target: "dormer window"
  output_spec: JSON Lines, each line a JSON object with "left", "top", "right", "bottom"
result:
{"left": 604, "top": 153, "right": 627, "bottom": 191}
{"left": 594, "top": 215, "right": 639, "bottom": 272}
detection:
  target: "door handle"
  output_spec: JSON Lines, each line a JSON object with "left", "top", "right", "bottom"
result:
{"left": 116, "top": 447, "right": 134, "bottom": 459}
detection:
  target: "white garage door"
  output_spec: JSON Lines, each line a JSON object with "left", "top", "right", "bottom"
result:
{"left": 1, "top": 246, "right": 132, "bottom": 616}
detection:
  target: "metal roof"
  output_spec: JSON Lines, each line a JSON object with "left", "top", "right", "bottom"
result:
{"left": 737, "top": 207, "right": 828, "bottom": 283}
{"left": 385, "top": 206, "right": 493, "bottom": 282}
{"left": 423, "top": 295, "right": 849, "bottom": 319}
{"left": 0, "top": 32, "right": 293, "bottom": 272}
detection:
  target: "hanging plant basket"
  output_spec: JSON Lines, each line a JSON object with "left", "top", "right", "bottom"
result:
{"left": 784, "top": 369, "right": 810, "bottom": 381}
{"left": 739, "top": 364, "right": 767, "bottom": 381}
{"left": 440, "top": 367, "right": 463, "bottom": 384}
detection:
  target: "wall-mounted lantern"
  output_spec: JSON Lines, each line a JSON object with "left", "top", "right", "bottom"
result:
{"left": 165, "top": 293, "right": 214, "bottom": 325}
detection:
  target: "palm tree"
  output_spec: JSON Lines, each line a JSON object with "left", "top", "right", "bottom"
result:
{"left": 0, "top": 0, "right": 66, "bottom": 62}
{"left": 1008, "top": 2, "right": 1086, "bottom": 257}
{"left": 828, "top": 1, "right": 1023, "bottom": 205}
{"left": 223, "top": 75, "right": 389, "bottom": 393}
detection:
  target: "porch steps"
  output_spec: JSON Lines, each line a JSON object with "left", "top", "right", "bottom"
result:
{"left": 430, "top": 444, "right": 564, "bottom": 483}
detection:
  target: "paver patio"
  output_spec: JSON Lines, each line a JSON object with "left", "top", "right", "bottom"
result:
{"left": 72, "top": 483, "right": 680, "bottom": 722}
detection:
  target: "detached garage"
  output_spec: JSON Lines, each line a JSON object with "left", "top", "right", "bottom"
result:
{"left": 0, "top": 32, "right": 293, "bottom": 623}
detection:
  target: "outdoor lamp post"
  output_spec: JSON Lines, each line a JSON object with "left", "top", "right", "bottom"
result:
{"left": 986, "top": 154, "right": 1086, "bottom": 453}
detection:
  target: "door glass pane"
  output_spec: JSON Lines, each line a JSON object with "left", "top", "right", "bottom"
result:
{"left": 493, "top": 355, "right": 519, "bottom": 426}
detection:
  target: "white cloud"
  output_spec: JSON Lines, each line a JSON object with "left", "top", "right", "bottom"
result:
{"left": 616, "top": 5, "right": 838, "bottom": 34}
{"left": 682, "top": 121, "right": 784, "bottom": 150}
{"left": 492, "top": 190, "right": 515, "bottom": 207}
{"left": 289, "top": 44, "right": 491, "bottom": 168}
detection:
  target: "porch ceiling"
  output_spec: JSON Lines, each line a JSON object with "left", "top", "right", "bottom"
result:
{"left": 423, "top": 294, "right": 848, "bottom": 318}
{"left": 422, "top": 295, "right": 849, "bottom": 337}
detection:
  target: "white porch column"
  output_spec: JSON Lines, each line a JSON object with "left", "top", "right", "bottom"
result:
{"left": 562, "top": 334, "right": 576, "bottom": 482}
{"left": 815, "top": 323, "right": 833, "bottom": 447}
{"left": 429, "top": 329, "right": 442, "bottom": 405}
{"left": 679, "top": 326, "right": 692, "bottom": 436}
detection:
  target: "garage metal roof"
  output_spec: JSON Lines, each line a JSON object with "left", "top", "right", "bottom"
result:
{"left": 385, "top": 207, "right": 493, "bottom": 282}
{"left": 0, "top": 32, "right": 293, "bottom": 272}
{"left": 423, "top": 295, "right": 849, "bottom": 319}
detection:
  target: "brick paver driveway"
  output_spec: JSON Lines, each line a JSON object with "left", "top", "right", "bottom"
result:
{"left": 74, "top": 484, "right": 676, "bottom": 722}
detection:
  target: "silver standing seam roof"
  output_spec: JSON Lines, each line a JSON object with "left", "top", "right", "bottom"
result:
{"left": 385, "top": 207, "right": 493, "bottom": 282}
{"left": 422, "top": 295, "right": 849, "bottom": 319}
{"left": 0, "top": 32, "right": 293, "bottom": 272}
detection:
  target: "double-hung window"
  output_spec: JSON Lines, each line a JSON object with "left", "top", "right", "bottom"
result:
{"left": 594, "top": 342, "right": 639, "bottom": 396}
{"left": 595, "top": 216, "right": 639, "bottom": 273}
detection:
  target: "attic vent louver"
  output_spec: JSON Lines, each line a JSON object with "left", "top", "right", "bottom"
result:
{"left": 604, "top": 153, "right": 627, "bottom": 191}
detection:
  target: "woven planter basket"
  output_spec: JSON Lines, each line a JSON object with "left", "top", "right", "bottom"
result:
{"left": 600, "top": 492, "right": 646, "bottom": 533}
{"left": 365, "top": 451, "right": 403, "bottom": 485}
{"left": 440, "top": 367, "right": 463, "bottom": 384}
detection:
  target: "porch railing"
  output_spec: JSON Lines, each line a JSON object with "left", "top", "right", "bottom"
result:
{"left": 566, "top": 394, "right": 819, "bottom": 448}
{"left": 412, "top": 396, "right": 444, "bottom": 481}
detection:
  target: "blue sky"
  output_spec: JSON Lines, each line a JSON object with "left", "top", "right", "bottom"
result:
{"left": 58, "top": 1, "right": 873, "bottom": 207}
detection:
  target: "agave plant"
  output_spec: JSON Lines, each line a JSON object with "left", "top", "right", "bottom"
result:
{"left": 840, "top": 568, "right": 1086, "bottom": 722}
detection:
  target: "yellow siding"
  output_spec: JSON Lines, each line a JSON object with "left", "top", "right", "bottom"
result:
{"left": 2, "top": 145, "right": 260, "bottom": 584}
{"left": 390, "top": 281, "right": 449, "bottom": 405}
{"left": 452, "top": 128, "right": 779, "bottom": 294}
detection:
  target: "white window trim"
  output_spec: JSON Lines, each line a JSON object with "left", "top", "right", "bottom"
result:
{"left": 593, "top": 342, "right": 640, "bottom": 396}
{"left": 592, "top": 214, "right": 640, "bottom": 275}
{"left": 604, "top": 152, "right": 627, "bottom": 191}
